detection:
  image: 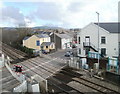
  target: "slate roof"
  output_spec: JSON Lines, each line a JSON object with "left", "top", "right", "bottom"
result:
{"left": 35, "top": 31, "right": 44, "bottom": 34}
{"left": 56, "top": 34, "right": 71, "bottom": 39}
{"left": 35, "top": 34, "right": 49, "bottom": 38}
{"left": 94, "top": 23, "right": 120, "bottom": 33}
{"left": 42, "top": 32, "right": 53, "bottom": 35}
{"left": 33, "top": 30, "right": 53, "bottom": 36}
{"left": 41, "top": 42, "right": 54, "bottom": 46}
{"left": 23, "top": 36, "right": 30, "bottom": 40}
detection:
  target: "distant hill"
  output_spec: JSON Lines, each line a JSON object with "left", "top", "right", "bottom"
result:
{"left": 33, "top": 26, "right": 63, "bottom": 30}
{"left": 1, "top": 26, "right": 63, "bottom": 30}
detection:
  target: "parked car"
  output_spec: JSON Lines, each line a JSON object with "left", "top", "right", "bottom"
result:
{"left": 42, "top": 50, "right": 47, "bottom": 54}
{"left": 64, "top": 51, "right": 73, "bottom": 57}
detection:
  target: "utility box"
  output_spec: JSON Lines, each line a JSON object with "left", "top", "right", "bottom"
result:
{"left": 80, "top": 58, "right": 87, "bottom": 69}
{"left": 32, "top": 84, "right": 40, "bottom": 93}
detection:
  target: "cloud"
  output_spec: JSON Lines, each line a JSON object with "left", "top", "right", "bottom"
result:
{"left": 1, "top": 0, "right": 119, "bottom": 28}
{"left": 1, "top": 5, "right": 36, "bottom": 27}
{"left": 1, "top": 6, "right": 25, "bottom": 26}
{"left": 33, "top": 2, "right": 64, "bottom": 22}
{"left": 67, "top": 2, "right": 85, "bottom": 12}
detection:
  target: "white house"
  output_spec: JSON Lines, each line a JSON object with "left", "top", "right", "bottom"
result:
{"left": 50, "top": 33, "right": 72, "bottom": 50}
{"left": 77, "top": 22, "right": 120, "bottom": 58}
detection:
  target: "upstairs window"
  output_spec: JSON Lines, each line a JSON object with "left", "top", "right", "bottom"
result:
{"left": 101, "top": 36, "right": 106, "bottom": 44}
{"left": 36, "top": 40, "right": 40, "bottom": 46}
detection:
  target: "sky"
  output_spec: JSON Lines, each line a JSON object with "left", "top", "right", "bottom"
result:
{"left": 0, "top": 0, "right": 119, "bottom": 28}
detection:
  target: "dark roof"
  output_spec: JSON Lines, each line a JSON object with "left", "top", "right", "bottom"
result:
{"left": 35, "top": 34, "right": 49, "bottom": 38}
{"left": 35, "top": 31, "right": 44, "bottom": 34}
{"left": 33, "top": 30, "right": 53, "bottom": 35}
{"left": 94, "top": 23, "right": 120, "bottom": 33}
{"left": 42, "top": 32, "right": 53, "bottom": 35}
{"left": 41, "top": 42, "right": 54, "bottom": 46}
{"left": 56, "top": 33, "right": 71, "bottom": 39}
{"left": 23, "top": 36, "right": 30, "bottom": 40}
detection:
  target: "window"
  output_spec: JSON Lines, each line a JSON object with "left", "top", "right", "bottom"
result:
{"left": 36, "top": 40, "right": 40, "bottom": 46}
{"left": 101, "top": 48, "right": 106, "bottom": 56}
{"left": 79, "top": 48, "right": 81, "bottom": 54}
{"left": 101, "top": 36, "right": 106, "bottom": 44}
{"left": 78, "top": 37, "right": 80, "bottom": 44}
{"left": 46, "top": 46, "right": 48, "bottom": 48}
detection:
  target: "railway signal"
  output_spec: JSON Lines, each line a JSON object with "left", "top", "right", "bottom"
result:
{"left": 13, "top": 65, "right": 23, "bottom": 73}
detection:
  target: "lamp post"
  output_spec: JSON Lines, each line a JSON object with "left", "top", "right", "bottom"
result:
{"left": 96, "top": 12, "right": 100, "bottom": 71}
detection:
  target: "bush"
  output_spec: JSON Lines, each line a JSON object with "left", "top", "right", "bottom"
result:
{"left": 13, "top": 42, "right": 34, "bottom": 57}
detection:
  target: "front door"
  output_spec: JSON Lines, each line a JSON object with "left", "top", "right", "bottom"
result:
{"left": 85, "top": 36, "right": 90, "bottom": 55}
{"left": 85, "top": 36, "right": 90, "bottom": 46}
{"left": 85, "top": 36, "right": 90, "bottom": 42}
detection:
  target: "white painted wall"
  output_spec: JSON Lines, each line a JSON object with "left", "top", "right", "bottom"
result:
{"left": 77, "top": 23, "right": 119, "bottom": 57}
{"left": 61, "top": 38, "right": 72, "bottom": 49}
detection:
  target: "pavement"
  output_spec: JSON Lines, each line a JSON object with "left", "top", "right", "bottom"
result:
{"left": 0, "top": 67, "right": 21, "bottom": 93}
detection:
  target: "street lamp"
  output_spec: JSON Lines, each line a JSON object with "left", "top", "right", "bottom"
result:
{"left": 96, "top": 12, "right": 100, "bottom": 71}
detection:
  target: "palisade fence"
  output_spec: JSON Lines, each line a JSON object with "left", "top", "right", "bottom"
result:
{"left": 68, "top": 57, "right": 88, "bottom": 70}
{"left": 68, "top": 57, "right": 80, "bottom": 69}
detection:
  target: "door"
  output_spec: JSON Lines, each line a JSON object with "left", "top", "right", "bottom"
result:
{"left": 85, "top": 36, "right": 90, "bottom": 46}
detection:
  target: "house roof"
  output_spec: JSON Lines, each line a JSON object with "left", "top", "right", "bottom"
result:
{"left": 41, "top": 42, "right": 54, "bottom": 46}
{"left": 35, "top": 31, "right": 44, "bottom": 34}
{"left": 56, "top": 33, "right": 71, "bottom": 39}
{"left": 35, "top": 34, "right": 49, "bottom": 38}
{"left": 94, "top": 23, "right": 120, "bottom": 33}
{"left": 33, "top": 30, "right": 53, "bottom": 36}
{"left": 42, "top": 32, "right": 53, "bottom": 35}
{"left": 23, "top": 36, "right": 30, "bottom": 40}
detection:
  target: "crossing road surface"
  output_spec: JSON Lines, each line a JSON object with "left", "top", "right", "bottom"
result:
{"left": 14, "top": 56, "right": 67, "bottom": 79}
{"left": 48, "top": 48, "right": 77, "bottom": 60}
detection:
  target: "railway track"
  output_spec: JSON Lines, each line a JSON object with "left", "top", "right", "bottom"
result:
{"left": 2, "top": 42, "right": 27, "bottom": 57}
{"left": 1, "top": 43, "right": 84, "bottom": 93}
{"left": 29, "top": 59, "right": 119, "bottom": 94}
{"left": 60, "top": 68, "right": 120, "bottom": 94}
{"left": 2, "top": 43, "right": 119, "bottom": 94}
{"left": 2, "top": 43, "right": 29, "bottom": 63}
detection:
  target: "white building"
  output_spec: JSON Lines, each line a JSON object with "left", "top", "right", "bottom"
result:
{"left": 50, "top": 33, "right": 72, "bottom": 50}
{"left": 77, "top": 23, "right": 120, "bottom": 58}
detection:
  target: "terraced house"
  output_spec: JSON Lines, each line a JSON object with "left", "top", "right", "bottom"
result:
{"left": 77, "top": 22, "right": 120, "bottom": 75}
{"left": 77, "top": 22, "right": 120, "bottom": 58}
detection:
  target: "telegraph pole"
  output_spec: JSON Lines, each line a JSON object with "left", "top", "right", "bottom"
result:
{"left": 96, "top": 12, "right": 100, "bottom": 71}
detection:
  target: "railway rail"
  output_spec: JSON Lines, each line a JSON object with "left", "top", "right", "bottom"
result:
{"left": 2, "top": 43, "right": 119, "bottom": 94}
{"left": 1, "top": 43, "right": 84, "bottom": 93}
{"left": 2, "top": 42, "right": 27, "bottom": 57}
{"left": 60, "top": 68, "right": 120, "bottom": 94}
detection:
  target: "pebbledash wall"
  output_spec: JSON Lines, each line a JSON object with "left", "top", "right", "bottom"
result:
{"left": 77, "top": 23, "right": 119, "bottom": 58}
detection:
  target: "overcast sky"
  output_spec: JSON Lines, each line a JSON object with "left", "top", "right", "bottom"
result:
{"left": 0, "top": 0, "right": 119, "bottom": 28}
